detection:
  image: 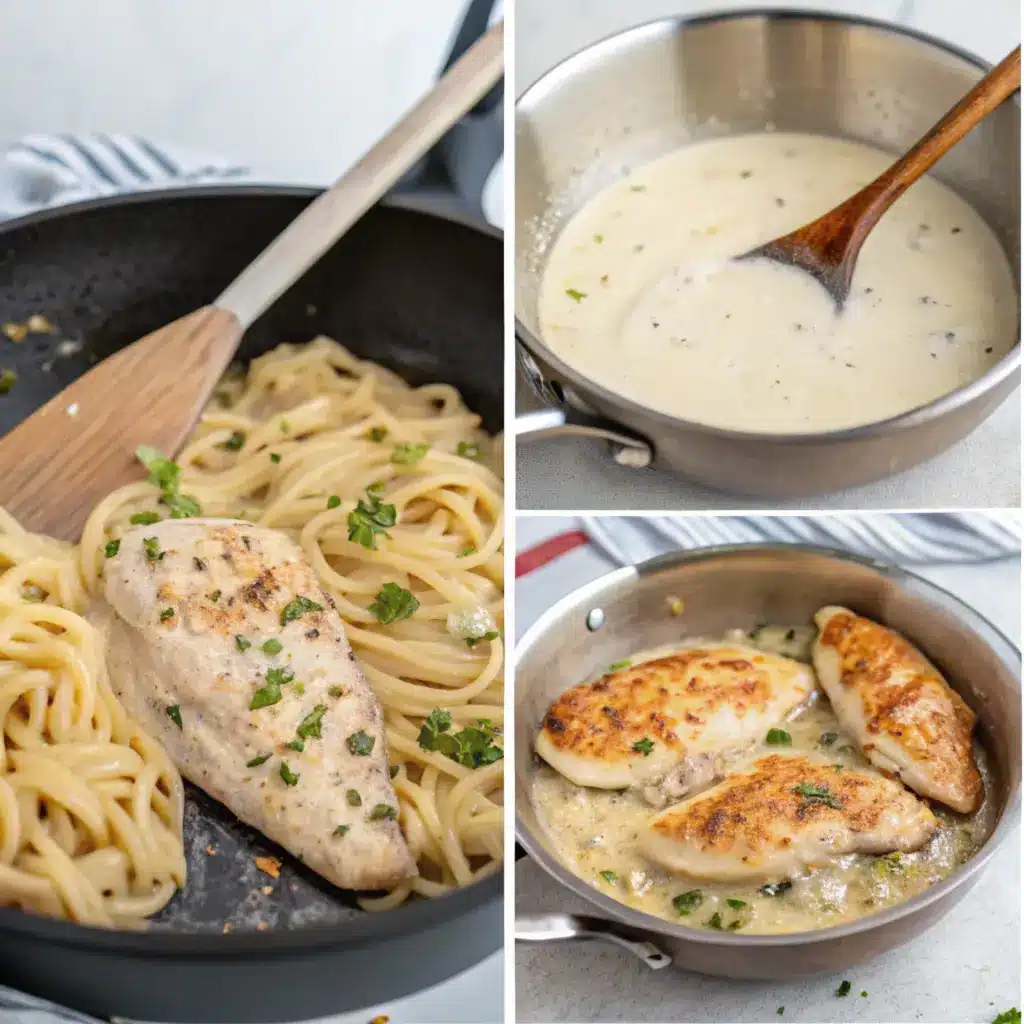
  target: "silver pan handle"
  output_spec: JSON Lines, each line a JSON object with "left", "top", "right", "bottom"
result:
{"left": 515, "top": 913, "right": 672, "bottom": 970}
{"left": 515, "top": 410, "right": 654, "bottom": 469}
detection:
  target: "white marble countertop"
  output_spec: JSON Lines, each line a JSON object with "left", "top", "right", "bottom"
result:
{"left": 514, "top": 515, "right": 1021, "bottom": 1023}
{"left": 514, "top": 0, "right": 1021, "bottom": 511}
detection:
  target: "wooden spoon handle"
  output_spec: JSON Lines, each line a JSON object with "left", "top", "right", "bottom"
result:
{"left": 847, "top": 46, "right": 1020, "bottom": 226}
{"left": 215, "top": 20, "right": 504, "bottom": 329}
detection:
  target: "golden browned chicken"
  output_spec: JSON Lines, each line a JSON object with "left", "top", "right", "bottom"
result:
{"left": 812, "top": 606, "right": 983, "bottom": 814}
{"left": 535, "top": 645, "right": 815, "bottom": 790}
{"left": 641, "top": 752, "right": 938, "bottom": 882}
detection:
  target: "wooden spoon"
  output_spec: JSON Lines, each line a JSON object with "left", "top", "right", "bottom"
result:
{"left": 0, "top": 21, "right": 503, "bottom": 540}
{"left": 743, "top": 45, "right": 1020, "bottom": 308}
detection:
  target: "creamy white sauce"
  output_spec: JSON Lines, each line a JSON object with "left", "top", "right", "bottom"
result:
{"left": 539, "top": 133, "right": 1017, "bottom": 433}
{"left": 530, "top": 625, "right": 995, "bottom": 935}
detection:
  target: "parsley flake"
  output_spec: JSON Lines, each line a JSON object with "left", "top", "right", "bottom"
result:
{"left": 347, "top": 488, "right": 397, "bottom": 549}
{"left": 766, "top": 728, "right": 792, "bottom": 746}
{"left": 368, "top": 582, "right": 419, "bottom": 624}
{"left": 222, "top": 431, "right": 246, "bottom": 451}
{"left": 346, "top": 730, "right": 375, "bottom": 756}
{"left": 673, "top": 890, "right": 703, "bottom": 915}
{"left": 166, "top": 705, "right": 182, "bottom": 729}
{"left": 297, "top": 704, "right": 327, "bottom": 741}
{"left": 346, "top": 789, "right": 362, "bottom": 806}
{"left": 104, "top": 539, "right": 120, "bottom": 558}
{"left": 632, "top": 737, "right": 655, "bottom": 756}
{"left": 262, "top": 638, "right": 282, "bottom": 655}
{"left": 235, "top": 635, "right": 251, "bottom": 652}
{"left": 279, "top": 761, "right": 300, "bottom": 786}
{"left": 159, "top": 607, "right": 175, "bottom": 622}
{"left": 130, "top": 511, "right": 161, "bottom": 525}
{"left": 391, "top": 442, "right": 429, "bottom": 465}
{"left": 417, "top": 709, "right": 503, "bottom": 769}
{"left": 280, "top": 595, "right": 323, "bottom": 627}
{"left": 456, "top": 441, "right": 482, "bottom": 460}
{"left": 246, "top": 753, "right": 271, "bottom": 767}
{"left": 368, "top": 803, "right": 397, "bottom": 821}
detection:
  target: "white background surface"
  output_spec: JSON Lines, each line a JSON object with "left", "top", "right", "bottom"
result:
{"left": 0, "top": 3, "right": 502, "bottom": 1023}
{"left": 514, "top": 514, "right": 1021, "bottom": 1024}
{"left": 515, "top": 0, "right": 1022, "bottom": 511}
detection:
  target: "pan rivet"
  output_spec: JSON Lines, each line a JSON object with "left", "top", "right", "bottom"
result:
{"left": 586, "top": 608, "right": 605, "bottom": 631}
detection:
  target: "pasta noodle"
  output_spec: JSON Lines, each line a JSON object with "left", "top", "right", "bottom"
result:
{"left": 0, "top": 336, "right": 503, "bottom": 925}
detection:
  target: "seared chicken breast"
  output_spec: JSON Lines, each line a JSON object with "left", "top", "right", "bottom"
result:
{"left": 535, "top": 645, "right": 815, "bottom": 790}
{"left": 812, "top": 606, "right": 983, "bottom": 814}
{"left": 642, "top": 752, "right": 937, "bottom": 883}
{"left": 96, "top": 519, "right": 415, "bottom": 891}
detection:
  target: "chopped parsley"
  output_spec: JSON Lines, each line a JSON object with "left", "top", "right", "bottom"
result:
{"left": 246, "top": 753, "right": 272, "bottom": 767}
{"left": 297, "top": 704, "right": 327, "bottom": 740}
{"left": 819, "top": 731, "right": 839, "bottom": 747}
{"left": 262, "top": 638, "right": 282, "bottom": 655}
{"left": 368, "top": 582, "right": 419, "bottom": 624}
{"left": 758, "top": 880, "right": 793, "bottom": 897}
{"left": 326, "top": 494, "right": 341, "bottom": 510}
{"left": 835, "top": 981, "right": 851, "bottom": 998}
{"left": 279, "top": 761, "right": 300, "bottom": 786}
{"left": 208, "top": 590, "right": 221, "bottom": 602}
{"left": 266, "top": 666, "right": 295, "bottom": 687}
{"left": 327, "top": 685, "right": 344, "bottom": 698}
{"left": 159, "top": 607, "right": 175, "bottom": 622}
{"left": 235, "top": 635, "right": 251, "bottom": 652}
{"left": 706, "top": 912, "right": 724, "bottom": 930}
{"left": 565, "top": 288, "right": 586, "bottom": 302}
{"left": 766, "top": 728, "right": 792, "bottom": 746}
{"left": 391, "top": 442, "right": 429, "bottom": 465}
{"left": 333, "top": 824, "right": 350, "bottom": 837}
{"left": 993, "top": 1012, "right": 1021, "bottom": 1024}
{"left": 166, "top": 705, "right": 182, "bottom": 729}
{"left": 466, "top": 630, "right": 500, "bottom": 649}
{"left": 130, "top": 511, "right": 161, "bottom": 525}
{"left": 346, "top": 730, "right": 375, "bottom": 756}
{"left": 599, "top": 870, "right": 618, "bottom": 884}
{"left": 459, "top": 546, "right": 476, "bottom": 557}
{"left": 368, "top": 803, "right": 397, "bottom": 821}
{"left": 366, "top": 426, "right": 388, "bottom": 442}
{"left": 609, "top": 659, "right": 632, "bottom": 670}
{"left": 280, "top": 595, "right": 323, "bottom": 627}
{"left": 456, "top": 440, "right": 482, "bottom": 460}
{"left": 346, "top": 789, "right": 362, "bottom": 807}
{"left": 672, "top": 890, "right": 703, "bottom": 915}
{"left": 143, "top": 536, "right": 164, "bottom": 562}
{"left": 0, "top": 369, "right": 16, "bottom": 393}
{"left": 390, "top": 765, "right": 399, "bottom": 778}
{"left": 250, "top": 676, "right": 284, "bottom": 710}
{"left": 632, "top": 737, "right": 654, "bottom": 756}
{"left": 347, "top": 489, "right": 397, "bottom": 549}
{"left": 417, "top": 709, "right": 503, "bottom": 768}
{"left": 726, "top": 898, "right": 747, "bottom": 910}
{"left": 135, "top": 445, "right": 201, "bottom": 519}
{"left": 104, "top": 539, "right": 120, "bottom": 558}
{"left": 285, "top": 739, "right": 305, "bottom": 752}
{"left": 222, "top": 431, "right": 246, "bottom": 451}
{"left": 777, "top": 1009, "right": 784, "bottom": 1017}
{"left": 270, "top": 452, "right": 282, "bottom": 463}
{"left": 793, "top": 782, "right": 844, "bottom": 809}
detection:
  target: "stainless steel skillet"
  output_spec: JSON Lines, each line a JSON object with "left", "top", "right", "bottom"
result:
{"left": 514, "top": 545, "right": 1021, "bottom": 978}
{"left": 514, "top": 11, "right": 1021, "bottom": 497}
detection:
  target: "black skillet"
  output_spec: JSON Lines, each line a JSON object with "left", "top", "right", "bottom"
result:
{"left": 0, "top": 7, "right": 503, "bottom": 1016}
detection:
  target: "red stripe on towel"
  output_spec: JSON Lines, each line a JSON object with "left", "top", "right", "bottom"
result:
{"left": 515, "top": 530, "right": 589, "bottom": 577}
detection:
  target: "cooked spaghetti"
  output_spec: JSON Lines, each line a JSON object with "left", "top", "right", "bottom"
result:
{"left": 0, "top": 336, "right": 503, "bottom": 924}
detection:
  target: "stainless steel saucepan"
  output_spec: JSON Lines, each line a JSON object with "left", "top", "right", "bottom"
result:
{"left": 515, "top": 12, "right": 1021, "bottom": 497}
{"left": 514, "top": 545, "right": 1021, "bottom": 978}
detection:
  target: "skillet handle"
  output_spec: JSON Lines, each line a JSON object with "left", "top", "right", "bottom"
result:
{"left": 515, "top": 913, "right": 672, "bottom": 970}
{"left": 515, "top": 409, "right": 654, "bottom": 469}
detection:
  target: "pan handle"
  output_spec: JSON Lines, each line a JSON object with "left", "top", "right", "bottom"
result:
{"left": 515, "top": 913, "right": 673, "bottom": 970}
{"left": 515, "top": 409, "right": 655, "bottom": 469}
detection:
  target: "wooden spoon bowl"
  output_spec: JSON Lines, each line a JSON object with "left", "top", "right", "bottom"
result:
{"left": 743, "top": 46, "right": 1020, "bottom": 308}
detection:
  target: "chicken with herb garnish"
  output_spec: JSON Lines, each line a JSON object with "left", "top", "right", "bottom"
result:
{"left": 812, "top": 606, "right": 984, "bottom": 813}
{"left": 535, "top": 645, "right": 815, "bottom": 792}
{"left": 93, "top": 519, "right": 415, "bottom": 891}
{"left": 642, "top": 753, "right": 937, "bottom": 883}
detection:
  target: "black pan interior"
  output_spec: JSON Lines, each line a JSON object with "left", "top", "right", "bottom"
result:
{"left": 0, "top": 189, "right": 503, "bottom": 935}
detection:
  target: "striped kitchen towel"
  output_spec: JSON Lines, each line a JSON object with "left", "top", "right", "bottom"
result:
{"left": 0, "top": 133, "right": 247, "bottom": 220}
{"left": 581, "top": 513, "right": 1021, "bottom": 567}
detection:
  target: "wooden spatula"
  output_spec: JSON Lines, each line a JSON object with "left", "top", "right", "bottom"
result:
{"left": 743, "top": 45, "right": 1020, "bottom": 308}
{"left": 0, "top": 21, "right": 503, "bottom": 541}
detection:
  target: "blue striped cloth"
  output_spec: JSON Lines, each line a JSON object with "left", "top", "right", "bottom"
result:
{"left": 582, "top": 513, "right": 1021, "bottom": 567}
{"left": 0, "top": 133, "right": 246, "bottom": 220}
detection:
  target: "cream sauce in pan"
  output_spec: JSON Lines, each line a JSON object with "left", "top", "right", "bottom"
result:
{"left": 530, "top": 626, "right": 996, "bottom": 935}
{"left": 538, "top": 133, "right": 1017, "bottom": 434}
